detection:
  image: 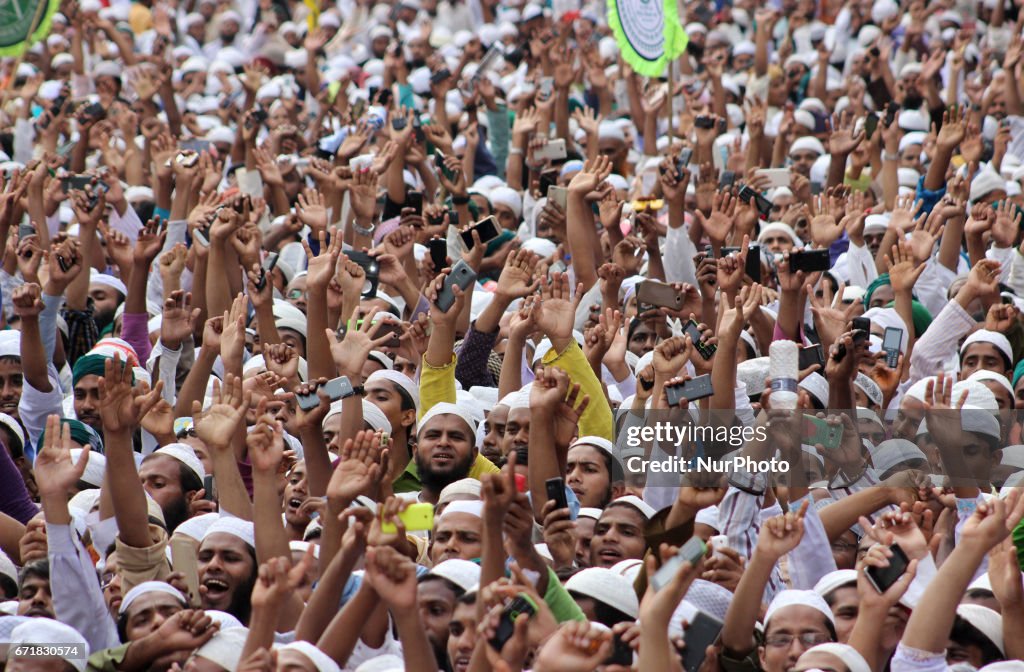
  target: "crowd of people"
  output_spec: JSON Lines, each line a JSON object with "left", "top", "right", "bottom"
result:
{"left": 2, "top": 0, "right": 1024, "bottom": 670}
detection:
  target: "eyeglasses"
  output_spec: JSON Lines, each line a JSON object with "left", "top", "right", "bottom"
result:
{"left": 287, "top": 289, "right": 307, "bottom": 301}
{"left": 100, "top": 573, "right": 117, "bottom": 589}
{"left": 764, "top": 633, "right": 833, "bottom": 648}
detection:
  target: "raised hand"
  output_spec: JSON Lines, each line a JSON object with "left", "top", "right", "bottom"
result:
{"left": 134, "top": 217, "right": 167, "bottom": 267}
{"left": 695, "top": 191, "right": 737, "bottom": 247}
{"left": 327, "top": 429, "right": 388, "bottom": 504}
{"left": 325, "top": 306, "right": 395, "bottom": 379}
{"left": 496, "top": 248, "right": 540, "bottom": 300}
{"left": 884, "top": 240, "right": 926, "bottom": 294}
{"left": 533, "top": 621, "right": 612, "bottom": 672}
{"left": 533, "top": 273, "right": 576, "bottom": 346}
{"left": 363, "top": 545, "right": 419, "bottom": 609}
{"left": 756, "top": 499, "right": 810, "bottom": 560}
{"left": 251, "top": 550, "right": 315, "bottom": 609}
{"left": 97, "top": 354, "right": 145, "bottom": 434}
{"left": 161, "top": 290, "right": 200, "bottom": 350}
{"left": 191, "top": 373, "right": 251, "bottom": 449}
{"left": 34, "top": 414, "right": 90, "bottom": 499}
{"left": 961, "top": 489, "right": 1024, "bottom": 551}
{"left": 11, "top": 282, "right": 44, "bottom": 320}
{"left": 936, "top": 105, "right": 968, "bottom": 151}
{"left": 303, "top": 229, "right": 342, "bottom": 292}
{"left": 247, "top": 414, "right": 286, "bottom": 475}
{"left": 350, "top": 168, "right": 379, "bottom": 223}
{"left": 567, "top": 156, "right": 613, "bottom": 197}
{"left": 295, "top": 188, "right": 329, "bottom": 232}
{"left": 653, "top": 335, "right": 692, "bottom": 378}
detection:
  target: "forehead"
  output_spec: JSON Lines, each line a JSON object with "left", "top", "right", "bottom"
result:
{"left": 74, "top": 374, "right": 101, "bottom": 390}
{"left": 507, "top": 407, "right": 530, "bottom": 424}
{"left": 200, "top": 532, "right": 249, "bottom": 555}
{"left": 419, "top": 578, "right": 458, "bottom": 603}
{"left": 452, "top": 601, "right": 476, "bottom": 625}
{"left": 766, "top": 604, "right": 831, "bottom": 633}
{"left": 365, "top": 380, "right": 397, "bottom": 396}
{"left": 568, "top": 444, "right": 604, "bottom": 464}
{"left": 963, "top": 342, "right": 1002, "bottom": 360}
{"left": 599, "top": 504, "right": 644, "bottom": 526}
{"left": 0, "top": 359, "right": 22, "bottom": 374}
{"left": 127, "top": 591, "right": 184, "bottom": 617}
{"left": 140, "top": 454, "right": 181, "bottom": 479}
{"left": 421, "top": 413, "right": 472, "bottom": 435}
{"left": 487, "top": 405, "right": 509, "bottom": 423}
{"left": 435, "top": 513, "right": 482, "bottom": 534}
{"left": 288, "top": 461, "right": 307, "bottom": 478}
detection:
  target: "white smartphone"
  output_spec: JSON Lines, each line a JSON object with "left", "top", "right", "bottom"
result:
{"left": 755, "top": 168, "right": 792, "bottom": 188}
{"left": 535, "top": 139, "right": 567, "bottom": 162}
{"left": 547, "top": 185, "right": 568, "bottom": 209}
{"left": 350, "top": 153, "right": 375, "bottom": 171}
{"left": 708, "top": 534, "right": 730, "bottom": 559}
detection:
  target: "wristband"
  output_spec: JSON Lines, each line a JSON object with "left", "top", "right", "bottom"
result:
{"left": 354, "top": 221, "right": 375, "bottom": 236}
{"left": 452, "top": 195, "right": 470, "bottom": 205}
{"left": 882, "top": 151, "right": 899, "bottom": 161}
{"left": 508, "top": 147, "right": 524, "bottom": 155}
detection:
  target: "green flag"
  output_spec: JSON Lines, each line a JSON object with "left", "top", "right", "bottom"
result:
{"left": 0, "top": 0, "right": 58, "bottom": 57}
{"left": 607, "top": 0, "right": 689, "bottom": 77}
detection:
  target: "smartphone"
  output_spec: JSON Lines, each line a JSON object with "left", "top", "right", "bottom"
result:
{"left": 865, "top": 112, "right": 879, "bottom": 140}
{"left": 251, "top": 106, "right": 268, "bottom": 126}
{"left": 802, "top": 414, "right": 843, "bottom": 450}
{"left": 547, "top": 185, "right": 568, "bottom": 209}
{"left": 636, "top": 280, "right": 684, "bottom": 311}
{"left": 176, "top": 151, "right": 199, "bottom": 168}
{"left": 460, "top": 216, "right": 500, "bottom": 249}
{"left": 392, "top": 116, "right": 408, "bottom": 131}
{"left": 61, "top": 175, "right": 94, "bottom": 193}
{"left": 181, "top": 138, "right": 212, "bottom": 154}
{"left": 435, "top": 150, "right": 455, "bottom": 180}
{"left": 428, "top": 237, "right": 448, "bottom": 270}
{"left": 50, "top": 93, "right": 67, "bottom": 117}
{"left": 798, "top": 344, "right": 824, "bottom": 371}
{"left": 677, "top": 148, "right": 693, "bottom": 173}
{"left": 539, "top": 76, "right": 554, "bottom": 100}
{"left": 694, "top": 115, "right": 716, "bottom": 129}
{"left": 260, "top": 252, "right": 279, "bottom": 283}
{"left": 788, "top": 249, "right": 830, "bottom": 273}
{"left": 431, "top": 68, "right": 451, "bottom": 84}
{"left": 489, "top": 594, "right": 538, "bottom": 651}
{"left": 203, "top": 475, "right": 216, "bottom": 502}
{"left": 719, "top": 170, "right": 737, "bottom": 189}
{"left": 538, "top": 169, "right": 559, "bottom": 197}
{"left": 545, "top": 477, "right": 568, "bottom": 511}
{"left": 606, "top": 634, "right": 633, "bottom": 665}
{"left": 350, "top": 154, "right": 375, "bottom": 171}
{"left": 681, "top": 612, "right": 724, "bottom": 672}
{"left": 708, "top": 534, "right": 730, "bottom": 558}
{"left": 721, "top": 244, "right": 762, "bottom": 283}
{"left": 81, "top": 101, "right": 106, "bottom": 121}
{"left": 684, "top": 320, "right": 716, "bottom": 360}
{"left": 345, "top": 250, "right": 380, "bottom": 298}
{"left": 436, "top": 259, "right": 477, "bottom": 312}
{"left": 170, "top": 536, "right": 201, "bottom": 606}
{"left": 18, "top": 222, "right": 34, "bottom": 240}
{"left": 193, "top": 228, "right": 210, "bottom": 247}
{"left": 852, "top": 317, "right": 871, "bottom": 344}
{"left": 754, "top": 168, "right": 791, "bottom": 188}
{"left": 535, "top": 139, "right": 567, "bottom": 162}
{"left": 666, "top": 374, "right": 714, "bottom": 405}
{"left": 406, "top": 191, "right": 423, "bottom": 215}
{"left": 737, "top": 184, "right": 772, "bottom": 218}
{"left": 883, "top": 327, "right": 902, "bottom": 368}
{"left": 651, "top": 537, "right": 706, "bottom": 591}
{"left": 865, "top": 543, "right": 911, "bottom": 593}
{"left": 380, "top": 502, "right": 435, "bottom": 533}
{"left": 296, "top": 375, "right": 355, "bottom": 411}
{"left": 885, "top": 103, "right": 899, "bottom": 127}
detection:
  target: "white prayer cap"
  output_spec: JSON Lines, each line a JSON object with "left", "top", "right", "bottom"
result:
{"left": 870, "top": 439, "right": 926, "bottom": 473}
{"left": 367, "top": 370, "right": 419, "bottom": 410}
{"left": 273, "top": 300, "right": 308, "bottom": 338}
{"left": 194, "top": 627, "right": 248, "bottom": 669}
{"left": 69, "top": 448, "right": 105, "bottom": 488}
{"left": 578, "top": 507, "right": 604, "bottom": 521}
{"left": 960, "top": 405, "right": 1001, "bottom": 441}
{"left": 803, "top": 643, "right": 871, "bottom": 672}
{"left": 903, "top": 376, "right": 937, "bottom": 402}
{"left": 89, "top": 270, "right": 128, "bottom": 296}
{"left": 1001, "top": 445, "right": 1024, "bottom": 469}
{"left": 362, "top": 399, "right": 393, "bottom": 434}
{"left": 969, "top": 369, "right": 1014, "bottom": 397}
{"left": 439, "top": 500, "right": 483, "bottom": 520}
{"left": 355, "top": 655, "right": 405, "bottom": 672}
{"left": 799, "top": 372, "right": 829, "bottom": 407}
{"left": 289, "top": 540, "right": 320, "bottom": 559}
{"left": 790, "top": 136, "right": 826, "bottom": 156}
{"left": 490, "top": 186, "right": 522, "bottom": 218}
{"left": 0, "top": 550, "right": 17, "bottom": 588}
{"left": 418, "top": 402, "right": 478, "bottom": 436}
{"left": 961, "top": 329, "right": 1013, "bottom": 365}
{"left": 737, "top": 357, "right": 770, "bottom": 399}
{"left": 952, "top": 380, "right": 999, "bottom": 413}
{"left": 570, "top": 436, "right": 615, "bottom": 455}
{"left": 608, "top": 494, "right": 656, "bottom": 519}
{"left": 203, "top": 516, "right": 256, "bottom": 548}
{"left": 10, "top": 619, "right": 90, "bottom": 671}
{"left": 813, "top": 569, "right": 858, "bottom": 598}
{"left": 764, "top": 589, "right": 835, "bottom": 627}
{"left": 437, "top": 478, "right": 482, "bottom": 505}
{"left": 119, "top": 581, "right": 187, "bottom": 614}
{"left": 856, "top": 407, "right": 884, "bottom": 430}
{"left": 521, "top": 237, "right": 557, "bottom": 257}
{"left": 757, "top": 222, "right": 802, "bottom": 246}
{"left": 854, "top": 374, "right": 883, "bottom": 408}
{"left": 0, "top": 331, "right": 20, "bottom": 359}
{"left": 970, "top": 168, "right": 1008, "bottom": 203}
{"left": 565, "top": 568, "right": 639, "bottom": 618}
{"left": 969, "top": 573, "right": 993, "bottom": 593}
{"left": 956, "top": 604, "right": 1004, "bottom": 655}
{"left": 899, "top": 131, "right": 928, "bottom": 152}
{"left": 278, "top": 641, "right": 342, "bottom": 672}
{"left": 175, "top": 512, "right": 219, "bottom": 542}
{"left": 898, "top": 109, "right": 930, "bottom": 132}
{"left": 153, "top": 443, "right": 205, "bottom": 483}
{"left": 468, "top": 386, "right": 499, "bottom": 412}
{"left": 427, "top": 559, "right": 481, "bottom": 593}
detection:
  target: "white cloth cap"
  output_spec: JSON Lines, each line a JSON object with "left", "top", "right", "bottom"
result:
{"left": 804, "top": 643, "right": 871, "bottom": 672}
{"left": 194, "top": 627, "right": 248, "bottom": 669}
{"left": 367, "top": 369, "right": 420, "bottom": 410}
{"left": 278, "top": 640, "right": 342, "bottom": 672}
{"left": 10, "top": 619, "right": 90, "bottom": 671}
{"left": 764, "top": 589, "right": 835, "bottom": 627}
{"left": 790, "top": 136, "right": 826, "bottom": 156}
{"left": 439, "top": 499, "right": 483, "bottom": 520}
{"left": 203, "top": 516, "right": 256, "bottom": 548}
{"left": 119, "top": 581, "right": 187, "bottom": 614}
{"left": 418, "top": 402, "right": 478, "bottom": 436}
{"left": 437, "top": 478, "right": 482, "bottom": 505}
{"left": 69, "top": 448, "right": 105, "bottom": 488}
{"left": 565, "top": 567, "right": 639, "bottom": 618}
{"left": 362, "top": 399, "right": 393, "bottom": 434}
{"left": 956, "top": 604, "right": 1004, "bottom": 654}
{"left": 154, "top": 443, "right": 206, "bottom": 482}
{"left": 175, "top": 512, "right": 219, "bottom": 542}
{"left": 427, "top": 558, "right": 481, "bottom": 593}
{"left": 813, "top": 569, "right": 858, "bottom": 598}
{"left": 961, "top": 329, "right": 1013, "bottom": 366}
{"left": 870, "top": 439, "right": 927, "bottom": 473}
{"left": 609, "top": 494, "right": 656, "bottom": 519}
{"left": 578, "top": 507, "right": 604, "bottom": 520}
{"left": 570, "top": 436, "right": 615, "bottom": 455}
{"left": 89, "top": 271, "right": 128, "bottom": 296}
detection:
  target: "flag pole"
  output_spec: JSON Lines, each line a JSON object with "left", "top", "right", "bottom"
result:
{"left": 1, "top": 0, "right": 52, "bottom": 91}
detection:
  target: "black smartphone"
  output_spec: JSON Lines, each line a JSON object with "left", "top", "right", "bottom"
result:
{"left": 883, "top": 327, "right": 902, "bottom": 368}
{"left": 606, "top": 634, "right": 633, "bottom": 665}
{"left": 428, "top": 237, "right": 448, "bottom": 270}
{"left": 681, "top": 612, "right": 724, "bottom": 672}
{"left": 677, "top": 147, "right": 693, "bottom": 175}
{"left": 719, "top": 170, "right": 737, "bottom": 189}
{"left": 392, "top": 116, "right": 408, "bottom": 131}
{"left": 865, "top": 543, "right": 910, "bottom": 593}
{"left": 81, "top": 101, "right": 106, "bottom": 121}
{"left": 852, "top": 317, "right": 871, "bottom": 344}
{"left": 346, "top": 250, "right": 380, "bottom": 298}
{"left": 50, "top": 93, "right": 67, "bottom": 116}
{"left": 448, "top": 209, "right": 459, "bottom": 226}
{"left": 666, "top": 374, "right": 714, "bottom": 405}
{"left": 406, "top": 190, "right": 423, "bottom": 215}
{"left": 539, "top": 170, "right": 559, "bottom": 198}
{"left": 430, "top": 68, "right": 451, "bottom": 84}
{"left": 694, "top": 115, "right": 715, "bottom": 129}
{"left": 545, "top": 477, "right": 568, "bottom": 511}
{"left": 489, "top": 595, "right": 537, "bottom": 651}
{"left": 721, "top": 244, "right": 762, "bottom": 284}
{"left": 788, "top": 249, "right": 830, "bottom": 273}
{"left": 61, "top": 175, "right": 94, "bottom": 193}
{"left": 296, "top": 375, "right": 355, "bottom": 411}
{"left": 684, "top": 320, "right": 716, "bottom": 360}
{"left": 799, "top": 344, "right": 824, "bottom": 371}
{"left": 436, "top": 259, "right": 477, "bottom": 312}
{"left": 865, "top": 112, "right": 879, "bottom": 140}
{"left": 460, "top": 216, "right": 500, "bottom": 249}
{"left": 251, "top": 107, "right": 268, "bottom": 125}
{"left": 885, "top": 103, "right": 899, "bottom": 127}
{"left": 737, "top": 184, "right": 772, "bottom": 218}
{"left": 203, "top": 475, "right": 216, "bottom": 501}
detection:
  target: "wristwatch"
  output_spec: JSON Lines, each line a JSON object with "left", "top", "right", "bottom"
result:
{"left": 353, "top": 221, "right": 375, "bottom": 237}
